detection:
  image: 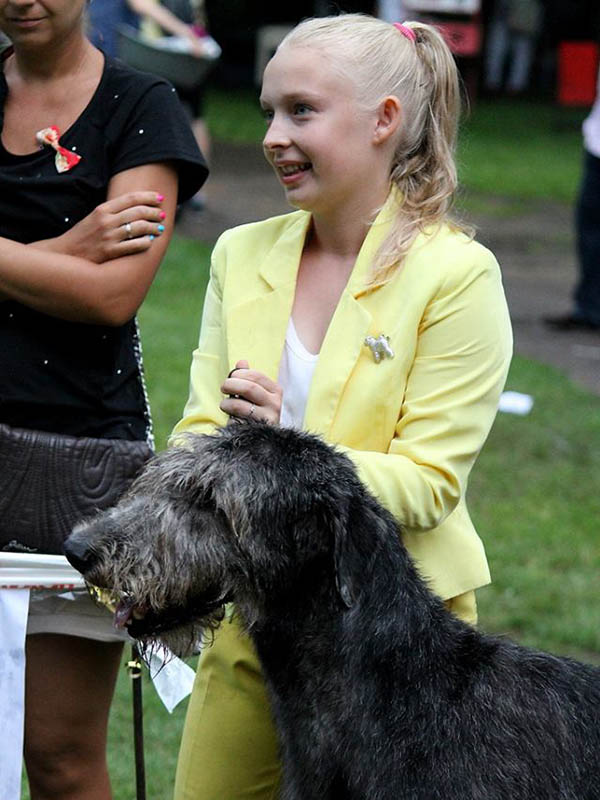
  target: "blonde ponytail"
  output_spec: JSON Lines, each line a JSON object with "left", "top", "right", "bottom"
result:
{"left": 374, "top": 22, "right": 469, "bottom": 281}
{"left": 278, "top": 15, "right": 472, "bottom": 283}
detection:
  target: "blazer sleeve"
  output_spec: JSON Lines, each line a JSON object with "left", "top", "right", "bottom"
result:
{"left": 170, "top": 234, "right": 230, "bottom": 441}
{"left": 339, "top": 245, "right": 513, "bottom": 532}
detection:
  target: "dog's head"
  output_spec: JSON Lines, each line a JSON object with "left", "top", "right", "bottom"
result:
{"left": 64, "top": 486, "right": 238, "bottom": 656}
{"left": 64, "top": 423, "right": 388, "bottom": 655}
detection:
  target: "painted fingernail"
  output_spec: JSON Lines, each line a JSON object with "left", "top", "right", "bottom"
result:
{"left": 149, "top": 235, "right": 155, "bottom": 241}
{"left": 159, "top": 211, "right": 166, "bottom": 220}
{"left": 156, "top": 194, "right": 164, "bottom": 202}
{"left": 157, "top": 224, "right": 165, "bottom": 233}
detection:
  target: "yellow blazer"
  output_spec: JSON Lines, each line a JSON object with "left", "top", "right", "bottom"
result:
{"left": 172, "top": 197, "right": 513, "bottom": 601}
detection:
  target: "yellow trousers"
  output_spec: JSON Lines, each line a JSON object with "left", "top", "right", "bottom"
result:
{"left": 173, "top": 591, "right": 478, "bottom": 800}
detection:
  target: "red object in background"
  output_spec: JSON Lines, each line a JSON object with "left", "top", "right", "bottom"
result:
{"left": 558, "top": 41, "right": 599, "bottom": 106}
{"left": 435, "top": 21, "right": 482, "bottom": 57}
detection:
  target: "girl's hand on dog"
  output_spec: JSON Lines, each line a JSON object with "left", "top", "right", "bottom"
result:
{"left": 221, "top": 360, "right": 283, "bottom": 424}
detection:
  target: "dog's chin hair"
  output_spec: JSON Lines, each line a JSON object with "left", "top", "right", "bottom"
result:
{"left": 138, "top": 610, "right": 228, "bottom": 660}
{"left": 136, "top": 627, "right": 202, "bottom": 660}
{"left": 134, "top": 637, "right": 176, "bottom": 667}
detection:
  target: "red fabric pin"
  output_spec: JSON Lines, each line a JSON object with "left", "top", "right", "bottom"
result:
{"left": 35, "top": 126, "right": 82, "bottom": 173}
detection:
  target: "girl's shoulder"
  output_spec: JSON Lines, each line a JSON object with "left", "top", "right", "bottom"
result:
{"left": 411, "top": 222, "right": 500, "bottom": 279}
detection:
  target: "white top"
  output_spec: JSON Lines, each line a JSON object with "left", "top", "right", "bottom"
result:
{"left": 583, "top": 68, "right": 600, "bottom": 158}
{"left": 278, "top": 318, "right": 319, "bottom": 429}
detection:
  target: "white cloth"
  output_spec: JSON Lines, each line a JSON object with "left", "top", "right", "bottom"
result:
{"left": 583, "top": 68, "right": 600, "bottom": 159}
{"left": 278, "top": 317, "right": 318, "bottom": 429}
{"left": 148, "top": 646, "right": 196, "bottom": 714}
{"left": 0, "top": 589, "right": 29, "bottom": 800}
{"left": 0, "top": 551, "right": 128, "bottom": 642}
{"left": 0, "top": 580, "right": 193, "bottom": 800}
{"left": 0, "top": 552, "right": 85, "bottom": 590}
{"left": 0, "top": 553, "right": 195, "bottom": 752}
{"left": 498, "top": 391, "right": 534, "bottom": 415}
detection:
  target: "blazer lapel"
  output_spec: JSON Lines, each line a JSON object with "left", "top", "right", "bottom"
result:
{"left": 304, "top": 196, "right": 398, "bottom": 437}
{"left": 226, "top": 212, "right": 312, "bottom": 381}
{"left": 303, "top": 294, "right": 372, "bottom": 437}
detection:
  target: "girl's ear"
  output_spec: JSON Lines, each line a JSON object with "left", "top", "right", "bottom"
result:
{"left": 373, "top": 95, "right": 402, "bottom": 144}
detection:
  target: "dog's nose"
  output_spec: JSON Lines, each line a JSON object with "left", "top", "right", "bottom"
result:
{"left": 63, "top": 535, "right": 96, "bottom": 574}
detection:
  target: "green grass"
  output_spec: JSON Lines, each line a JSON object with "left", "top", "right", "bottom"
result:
{"left": 139, "top": 238, "right": 212, "bottom": 449}
{"left": 458, "top": 99, "right": 587, "bottom": 203}
{"left": 469, "top": 357, "right": 600, "bottom": 659}
{"left": 206, "top": 86, "right": 264, "bottom": 144}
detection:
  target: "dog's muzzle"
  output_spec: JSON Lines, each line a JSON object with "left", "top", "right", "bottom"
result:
{"left": 63, "top": 535, "right": 97, "bottom": 574}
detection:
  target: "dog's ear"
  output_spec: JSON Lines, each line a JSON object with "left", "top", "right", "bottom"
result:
{"left": 332, "top": 500, "right": 363, "bottom": 609}
{"left": 332, "top": 491, "right": 388, "bottom": 609}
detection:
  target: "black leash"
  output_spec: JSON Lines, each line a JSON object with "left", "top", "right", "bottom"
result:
{"left": 128, "top": 645, "right": 147, "bottom": 800}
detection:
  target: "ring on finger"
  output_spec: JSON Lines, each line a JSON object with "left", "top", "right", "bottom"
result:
{"left": 124, "top": 221, "right": 133, "bottom": 240}
{"left": 248, "top": 403, "right": 255, "bottom": 418}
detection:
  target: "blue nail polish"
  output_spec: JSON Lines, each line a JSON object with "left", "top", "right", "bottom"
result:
{"left": 158, "top": 224, "right": 165, "bottom": 233}
{"left": 149, "top": 235, "right": 155, "bottom": 241}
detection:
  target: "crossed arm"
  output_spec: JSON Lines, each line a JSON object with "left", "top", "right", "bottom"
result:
{"left": 0, "top": 161, "right": 178, "bottom": 325}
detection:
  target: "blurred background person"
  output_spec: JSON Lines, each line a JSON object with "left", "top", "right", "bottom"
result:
{"left": 377, "top": 0, "right": 409, "bottom": 23}
{"left": 140, "top": 0, "right": 216, "bottom": 210}
{"left": 89, "top": 0, "right": 207, "bottom": 59}
{"left": 545, "top": 64, "right": 600, "bottom": 332}
{"left": 89, "top": 0, "right": 216, "bottom": 211}
{"left": 485, "top": 0, "right": 543, "bottom": 95}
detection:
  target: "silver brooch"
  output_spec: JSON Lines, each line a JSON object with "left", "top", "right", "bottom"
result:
{"left": 364, "top": 334, "right": 394, "bottom": 363}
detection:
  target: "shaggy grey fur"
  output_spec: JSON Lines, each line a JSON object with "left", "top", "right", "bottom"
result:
{"left": 65, "top": 423, "right": 600, "bottom": 800}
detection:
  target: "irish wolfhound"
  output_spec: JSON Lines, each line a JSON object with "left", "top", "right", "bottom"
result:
{"left": 64, "top": 423, "right": 600, "bottom": 800}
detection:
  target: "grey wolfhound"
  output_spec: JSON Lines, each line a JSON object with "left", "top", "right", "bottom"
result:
{"left": 64, "top": 423, "right": 600, "bottom": 800}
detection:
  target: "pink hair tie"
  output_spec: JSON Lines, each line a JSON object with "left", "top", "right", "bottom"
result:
{"left": 393, "top": 22, "right": 416, "bottom": 42}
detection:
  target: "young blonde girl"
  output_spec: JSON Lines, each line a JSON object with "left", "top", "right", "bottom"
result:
{"left": 173, "top": 14, "right": 512, "bottom": 799}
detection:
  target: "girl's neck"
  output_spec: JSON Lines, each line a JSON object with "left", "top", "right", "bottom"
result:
{"left": 9, "top": 32, "right": 93, "bottom": 83}
{"left": 309, "top": 179, "right": 392, "bottom": 258}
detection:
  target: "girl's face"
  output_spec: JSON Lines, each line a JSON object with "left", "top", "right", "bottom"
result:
{"left": 260, "top": 44, "right": 386, "bottom": 219}
{"left": 0, "top": 0, "right": 86, "bottom": 46}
